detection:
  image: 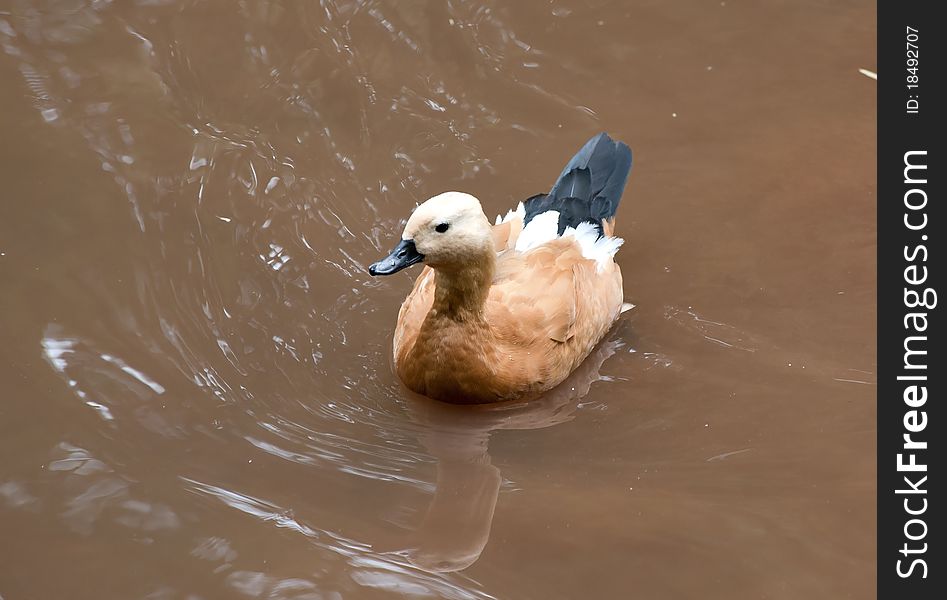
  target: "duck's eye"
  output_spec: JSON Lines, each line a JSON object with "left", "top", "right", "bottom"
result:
{"left": 435, "top": 223, "right": 450, "bottom": 233}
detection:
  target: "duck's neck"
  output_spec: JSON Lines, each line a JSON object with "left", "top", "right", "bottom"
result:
{"left": 430, "top": 253, "right": 495, "bottom": 322}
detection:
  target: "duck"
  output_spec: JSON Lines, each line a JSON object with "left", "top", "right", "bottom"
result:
{"left": 369, "top": 133, "right": 632, "bottom": 404}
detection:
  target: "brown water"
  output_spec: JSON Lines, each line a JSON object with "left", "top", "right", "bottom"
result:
{"left": 0, "top": 1, "right": 876, "bottom": 598}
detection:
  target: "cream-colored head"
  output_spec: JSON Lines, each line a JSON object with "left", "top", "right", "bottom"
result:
{"left": 369, "top": 191, "right": 493, "bottom": 276}
{"left": 401, "top": 192, "right": 493, "bottom": 269}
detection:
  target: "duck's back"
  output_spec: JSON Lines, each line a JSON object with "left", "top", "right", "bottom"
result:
{"left": 482, "top": 131, "right": 632, "bottom": 385}
{"left": 485, "top": 233, "right": 625, "bottom": 393}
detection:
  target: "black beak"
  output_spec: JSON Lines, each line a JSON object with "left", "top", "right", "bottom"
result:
{"left": 369, "top": 239, "right": 424, "bottom": 276}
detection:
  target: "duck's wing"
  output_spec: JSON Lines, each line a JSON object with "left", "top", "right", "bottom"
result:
{"left": 489, "top": 237, "right": 583, "bottom": 345}
{"left": 491, "top": 203, "right": 575, "bottom": 343}
{"left": 486, "top": 236, "right": 623, "bottom": 350}
{"left": 521, "top": 240, "right": 580, "bottom": 343}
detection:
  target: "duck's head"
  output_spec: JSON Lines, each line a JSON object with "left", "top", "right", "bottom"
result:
{"left": 369, "top": 192, "right": 493, "bottom": 276}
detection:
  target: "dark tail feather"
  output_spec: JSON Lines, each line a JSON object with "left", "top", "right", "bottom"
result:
{"left": 524, "top": 133, "right": 632, "bottom": 235}
{"left": 549, "top": 132, "right": 632, "bottom": 221}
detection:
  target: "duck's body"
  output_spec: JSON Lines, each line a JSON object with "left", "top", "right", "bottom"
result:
{"left": 371, "top": 133, "right": 632, "bottom": 404}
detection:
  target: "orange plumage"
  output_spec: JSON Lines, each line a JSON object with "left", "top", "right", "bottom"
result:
{"left": 371, "top": 133, "right": 632, "bottom": 404}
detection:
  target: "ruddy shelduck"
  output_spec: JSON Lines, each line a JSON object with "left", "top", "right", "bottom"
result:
{"left": 370, "top": 133, "right": 632, "bottom": 404}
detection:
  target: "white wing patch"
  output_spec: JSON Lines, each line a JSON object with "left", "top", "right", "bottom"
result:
{"left": 495, "top": 201, "right": 526, "bottom": 225}
{"left": 513, "top": 210, "right": 623, "bottom": 270}
{"left": 515, "top": 210, "right": 560, "bottom": 253}
{"left": 563, "top": 221, "right": 623, "bottom": 271}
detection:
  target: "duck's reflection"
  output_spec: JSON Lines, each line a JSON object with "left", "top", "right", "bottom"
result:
{"left": 399, "top": 329, "right": 625, "bottom": 572}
